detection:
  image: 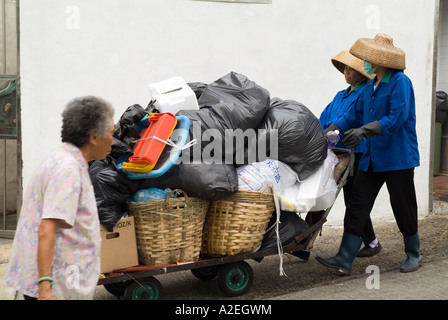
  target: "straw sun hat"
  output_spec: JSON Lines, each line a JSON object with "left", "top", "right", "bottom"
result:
{"left": 349, "top": 33, "right": 406, "bottom": 70}
{"left": 331, "top": 50, "right": 374, "bottom": 80}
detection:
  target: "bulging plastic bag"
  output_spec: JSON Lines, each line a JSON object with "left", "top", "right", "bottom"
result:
{"left": 177, "top": 71, "right": 270, "bottom": 163}
{"left": 436, "top": 91, "right": 448, "bottom": 124}
{"left": 89, "top": 156, "right": 141, "bottom": 231}
{"left": 138, "top": 162, "right": 238, "bottom": 201}
{"left": 257, "top": 210, "right": 309, "bottom": 251}
{"left": 277, "top": 150, "right": 339, "bottom": 213}
{"left": 111, "top": 104, "right": 148, "bottom": 158}
{"left": 237, "top": 160, "right": 298, "bottom": 193}
{"left": 256, "top": 98, "right": 328, "bottom": 181}
{"left": 128, "top": 187, "right": 169, "bottom": 202}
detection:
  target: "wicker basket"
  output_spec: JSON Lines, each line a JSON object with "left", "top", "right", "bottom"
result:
{"left": 201, "top": 189, "right": 275, "bottom": 256}
{"left": 127, "top": 189, "right": 210, "bottom": 266}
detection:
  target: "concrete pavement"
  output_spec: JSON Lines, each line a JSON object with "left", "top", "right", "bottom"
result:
{"left": 0, "top": 238, "right": 17, "bottom": 300}
{"left": 269, "top": 257, "right": 448, "bottom": 300}
{"left": 2, "top": 239, "right": 448, "bottom": 300}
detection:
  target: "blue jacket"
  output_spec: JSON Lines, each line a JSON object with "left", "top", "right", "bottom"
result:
{"left": 335, "top": 70, "right": 420, "bottom": 172}
{"left": 319, "top": 83, "right": 367, "bottom": 153}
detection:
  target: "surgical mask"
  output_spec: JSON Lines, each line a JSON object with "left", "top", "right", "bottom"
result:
{"left": 363, "top": 61, "right": 376, "bottom": 76}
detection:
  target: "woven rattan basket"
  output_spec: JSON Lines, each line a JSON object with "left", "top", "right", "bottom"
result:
{"left": 127, "top": 189, "right": 210, "bottom": 266}
{"left": 201, "top": 189, "right": 275, "bottom": 256}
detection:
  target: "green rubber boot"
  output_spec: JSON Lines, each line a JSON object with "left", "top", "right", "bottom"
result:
{"left": 400, "top": 233, "right": 422, "bottom": 273}
{"left": 316, "top": 233, "right": 362, "bottom": 275}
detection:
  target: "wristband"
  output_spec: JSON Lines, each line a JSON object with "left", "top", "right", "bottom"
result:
{"left": 37, "top": 277, "right": 54, "bottom": 286}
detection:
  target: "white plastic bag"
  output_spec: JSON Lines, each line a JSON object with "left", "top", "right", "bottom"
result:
{"left": 278, "top": 150, "right": 339, "bottom": 213}
{"left": 237, "top": 160, "right": 298, "bottom": 193}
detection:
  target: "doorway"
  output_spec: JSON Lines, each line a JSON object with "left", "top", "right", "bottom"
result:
{"left": 0, "top": 0, "right": 20, "bottom": 238}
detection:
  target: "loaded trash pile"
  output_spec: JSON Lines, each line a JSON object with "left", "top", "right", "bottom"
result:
{"left": 89, "top": 71, "right": 342, "bottom": 269}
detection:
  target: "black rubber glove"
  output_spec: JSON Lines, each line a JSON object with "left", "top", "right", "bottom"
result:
{"left": 323, "top": 123, "right": 342, "bottom": 135}
{"left": 342, "top": 120, "right": 382, "bottom": 148}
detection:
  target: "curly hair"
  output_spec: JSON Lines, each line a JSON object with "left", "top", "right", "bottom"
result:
{"left": 61, "top": 96, "right": 115, "bottom": 148}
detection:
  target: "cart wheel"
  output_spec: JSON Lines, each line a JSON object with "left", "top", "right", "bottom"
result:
{"left": 218, "top": 261, "right": 254, "bottom": 297}
{"left": 123, "top": 277, "right": 162, "bottom": 300}
{"left": 191, "top": 266, "right": 220, "bottom": 281}
{"left": 103, "top": 281, "right": 130, "bottom": 297}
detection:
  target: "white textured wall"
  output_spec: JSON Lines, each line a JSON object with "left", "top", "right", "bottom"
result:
{"left": 19, "top": 0, "right": 438, "bottom": 224}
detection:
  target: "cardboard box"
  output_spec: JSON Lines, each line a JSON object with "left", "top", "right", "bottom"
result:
{"left": 100, "top": 216, "right": 139, "bottom": 273}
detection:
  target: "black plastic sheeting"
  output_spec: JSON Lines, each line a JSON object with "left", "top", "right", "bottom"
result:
{"left": 257, "top": 210, "right": 309, "bottom": 252}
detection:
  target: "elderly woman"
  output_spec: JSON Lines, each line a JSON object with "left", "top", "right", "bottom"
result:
{"left": 317, "top": 34, "right": 421, "bottom": 275}
{"left": 5, "top": 96, "right": 115, "bottom": 300}
{"left": 319, "top": 50, "right": 381, "bottom": 258}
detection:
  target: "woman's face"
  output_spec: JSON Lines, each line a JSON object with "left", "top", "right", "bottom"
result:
{"left": 344, "top": 66, "right": 365, "bottom": 86}
{"left": 93, "top": 118, "right": 115, "bottom": 161}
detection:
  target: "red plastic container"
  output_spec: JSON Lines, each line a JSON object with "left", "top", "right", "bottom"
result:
{"left": 124, "top": 113, "right": 177, "bottom": 171}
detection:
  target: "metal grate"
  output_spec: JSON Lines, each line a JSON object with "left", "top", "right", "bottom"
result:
{"left": 0, "top": 0, "right": 19, "bottom": 238}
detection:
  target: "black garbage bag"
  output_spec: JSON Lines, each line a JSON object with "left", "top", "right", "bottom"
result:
{"left": 177, "top": 71, "right": 270, "bottom": 163}
{"left": 256, "top": 97, "right": 327, "bottom": 181}
{"left": 89, "top": 156, "right": 141, "bottom": 231}
{"left": 138, "top": 162, "right": 238, "bottom": 201}
{"left": 111, "top": 104, "right": 148, "bottom": 159}
{"left": 187, "top": 82, "right": 208, "bottom": 101}
{"left": 258, "top": 210, "right": 309, "bottom": 251}
{"left": 436, "top": 91, "right": 448, "bottom": 124}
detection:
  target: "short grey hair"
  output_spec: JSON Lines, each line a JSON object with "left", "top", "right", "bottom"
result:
{"left": 61, "top": 96, "right": 115, "bottom": 148}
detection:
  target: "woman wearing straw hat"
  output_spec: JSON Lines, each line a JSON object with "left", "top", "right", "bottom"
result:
{"left": 316, "top": 34, "right": 421, "bottom": 275}
{"left": 319, "top": 50, "right": 382, "bottom": 258}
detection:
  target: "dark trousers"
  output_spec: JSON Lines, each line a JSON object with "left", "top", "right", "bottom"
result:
{"left": 344, "top": 165, "right": 418, "bottom": 238}
{"left": 343, "top": 153, "right": 376, "bottom": 245}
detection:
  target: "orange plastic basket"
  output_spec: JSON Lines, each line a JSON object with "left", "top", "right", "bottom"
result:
{"left": 123, "top": 113, "right": 177, "bottom": 172}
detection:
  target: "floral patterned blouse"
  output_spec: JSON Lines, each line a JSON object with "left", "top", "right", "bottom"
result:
{"left": 5, "top": 143, "right": 101, "bottom": 299}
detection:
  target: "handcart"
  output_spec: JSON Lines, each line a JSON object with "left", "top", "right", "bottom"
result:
{"left": 97, "top": 148, "right": 354, "bottom": 300}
